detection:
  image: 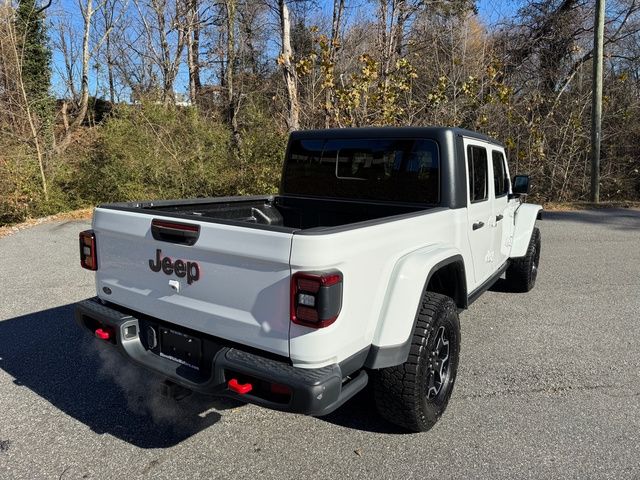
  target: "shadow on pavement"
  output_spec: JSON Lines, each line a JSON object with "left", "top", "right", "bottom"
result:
{"left": 0, "top": 304, "right": 443, "bottom": 440}
{"left": 488, "top": 277, "right": 517, "bottom": 294}
{"left": 0, "top": 304, "right": 239, "bottom": 449}
{"left": 319, "top": 383, "right": 410, "bottom": 435}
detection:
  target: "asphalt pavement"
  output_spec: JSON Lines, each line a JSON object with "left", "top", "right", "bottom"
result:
{"left": 1, "top": 209, "right": 639, "bottom": 479}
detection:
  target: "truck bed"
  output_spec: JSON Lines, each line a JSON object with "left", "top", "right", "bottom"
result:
{"left": 104, "top": 195, "right": 432, "bottom": 232}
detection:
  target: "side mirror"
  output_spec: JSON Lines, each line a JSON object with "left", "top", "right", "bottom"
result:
{"left": 511, "top": 174, "right": 530, "bottom": 198}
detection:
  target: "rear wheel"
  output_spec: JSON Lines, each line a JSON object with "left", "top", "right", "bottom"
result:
{"left": 506, "top": 227, "right": 541, "bottom": 292}
{"left": 372, "top": 292, "right": 460, "bottom": 432}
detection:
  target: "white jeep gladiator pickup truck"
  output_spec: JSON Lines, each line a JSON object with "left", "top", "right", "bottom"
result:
{"left": 76, "top": 127, "right": 542, "bottom": 432}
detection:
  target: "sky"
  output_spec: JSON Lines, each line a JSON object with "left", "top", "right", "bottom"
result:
{"left": 49, "top": 0, "right": 526, "bottom": 99}
{"left": 477, "top": 0, "right": 524, "bottom": 24}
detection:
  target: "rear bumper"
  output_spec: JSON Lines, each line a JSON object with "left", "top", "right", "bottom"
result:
{"left": 75, "top": 298, "right": 367, "bottom": 416}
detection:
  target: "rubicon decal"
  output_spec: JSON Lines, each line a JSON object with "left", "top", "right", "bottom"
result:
{"left": 149, "top": 249, "right": 200, "bottom": 284}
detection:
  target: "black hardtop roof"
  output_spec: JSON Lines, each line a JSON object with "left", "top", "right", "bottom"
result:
{"left": 289, "top": 126, "right": 504, "bottom": 147}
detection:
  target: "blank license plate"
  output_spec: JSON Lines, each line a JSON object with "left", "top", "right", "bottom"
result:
{"left": 159, "top": 328, "right": 201, "bottom": 370}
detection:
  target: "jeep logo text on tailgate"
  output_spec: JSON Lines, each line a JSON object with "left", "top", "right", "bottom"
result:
{"left": 149, "top": 249, "right": 200, "bottom": 284}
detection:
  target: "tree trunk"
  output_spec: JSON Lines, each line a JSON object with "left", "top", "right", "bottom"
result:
{"left": 76, "top": 0, "right": 92, "bottom": 125}
{"left": 61, "top": 100, "right": 69, "bottom": 133}
{"left": 225, "top": 0, "right": 240, "bottom": 147}
{"left": 158, "top": 3, "right": 172, "bottom": 106}
{"left": 106, "top": 32, "right": 115, "bottom": 103}
{"left": 278, "top": 0, "right": 299, "bottom": 131}
{"left": 239, "top": 3, "right": 258, "bottom": 76}
{"left": 394, "top": 0, "right": 406, "bottom": 57}
{"left": 191, "top": 6, "right": 201, "bottom": 94}
{"left": 378, "top": 0, "right": 389, "bottom": 91}
{"left": 324, "top": 0, "right": 344, "bottom": 128}
{"left": 186, "top": 0, "right": 201, "bottom": 105}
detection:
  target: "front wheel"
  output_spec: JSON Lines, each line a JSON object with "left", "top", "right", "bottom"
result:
{"left": 372, "top": 292, "right": 460, "bottom": 432}
{"left": 506, "top": 226, "right": 541, "bottom": 292}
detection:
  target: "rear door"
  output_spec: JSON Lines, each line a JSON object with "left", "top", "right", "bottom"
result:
{"left": 92, "top": 208, "right": 294, "bottom": 357}
{"left": 464, "top": 139, "right": 495, "bottom": 286}
{"left": 490, "top": 149, "right": 514, "bottom": 267}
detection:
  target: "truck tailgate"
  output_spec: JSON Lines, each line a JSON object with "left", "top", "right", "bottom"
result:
{"left": 92, "top": 208, "right": 293, "bottom": 357}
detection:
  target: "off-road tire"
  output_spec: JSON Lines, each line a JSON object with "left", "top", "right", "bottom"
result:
{"left": 372, "top": 292, "right": 460, "bottom": 432}
{"left": 506, "top": 227, "right": 541, "bottom": 292}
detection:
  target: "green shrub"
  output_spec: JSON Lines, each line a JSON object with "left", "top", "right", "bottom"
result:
{"left": 0, "top": 103, "right": 287, "bottom": 226}
{"left": 236, "top": 126, "right": 287, "bottom": 196}
{"left": 0, "top": 146, "right": 38, "bottom": 224}
{"left": 73, "top": 103, "right": 231, "bottom": 203}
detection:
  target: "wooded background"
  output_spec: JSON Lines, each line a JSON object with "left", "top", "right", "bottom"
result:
{"left": 1, "top": 0, "right": 640, "bottom": 225}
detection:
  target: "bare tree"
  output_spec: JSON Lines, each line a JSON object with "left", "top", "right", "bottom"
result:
{"left": 237, "top": 1, "right": 264, "bottom": 76}
{"left": 223, "top": 0, "right": 240, "bottom": 145}
{"left": 277, "top": 0, "right": 299, "bottom": 131}
{"left": 56, "top": 0, "right": 126, "bottom": 150}
{"left": 323, "top": 0, "right": 345, "bottom": 127}
{"left": 3, "top": 1, "right": 49, "bottom": 199}
{"left": 185, "top": 0, "right": 202, "bottom": 104}
{"left": 55, "top": 18, "right": 80, "bottom": 101}
{"left": 109, "top": 12, "right": 158, "bottom": 100}
{"left": 75, "top": 0, "right": 96, "bottom": 130}
{"left": 133, "top": 0, "right": 187, "bottom": 105}
{"left": 98, "top": 0, "right": 125, "bottom": 103}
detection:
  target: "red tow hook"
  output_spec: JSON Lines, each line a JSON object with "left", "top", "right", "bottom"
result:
{"left": 95, "top": 328, "right": 111, "bottom": 341}
{"left": 228, "top": 378, "right": 253, "bottom": 395}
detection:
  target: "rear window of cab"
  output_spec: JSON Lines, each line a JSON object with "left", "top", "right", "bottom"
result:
{"left": 284, "top": 138, "right": 440, "bottom": 204}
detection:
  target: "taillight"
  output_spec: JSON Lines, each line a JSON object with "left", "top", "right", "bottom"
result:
{"left": 291, "top": 270, "right": 343, "bottom": 328}
{"left": 79, "top": 229, "right": 97, "bottom": 270}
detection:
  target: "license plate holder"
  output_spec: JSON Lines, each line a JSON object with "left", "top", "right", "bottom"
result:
{"left": 159, "top": 327, "right": 202, "bottom": 370}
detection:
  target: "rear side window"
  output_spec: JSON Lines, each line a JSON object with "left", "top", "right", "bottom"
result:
{"left": 492, "top": 151, "right": 508, "bottom": 197}
{"left": 467, "top": 146, "right": 488, "bottom": 203}
{"left": 284, "top": 138, "right": 440, "bottom": 204}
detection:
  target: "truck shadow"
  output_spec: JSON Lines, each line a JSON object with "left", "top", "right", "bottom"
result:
{"left": 319, "top": 385, "right": 410, "bottom": 434}
{"left": 0, "top": 304, "right": 239, "bottom": 449}
{"left": 488, "top": 277, "right": 516, "bottom": 294}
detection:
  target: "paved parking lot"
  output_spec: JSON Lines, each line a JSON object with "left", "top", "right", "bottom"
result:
{"left": 1, "top": 209, "right": 639, "bottom": 479}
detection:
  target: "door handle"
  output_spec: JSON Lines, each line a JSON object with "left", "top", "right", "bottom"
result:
{"left": 496, "top": 214, "right": 504, "bottom": 222}
{"left": 473, "top": 221, "right": 485, "bottom": 230}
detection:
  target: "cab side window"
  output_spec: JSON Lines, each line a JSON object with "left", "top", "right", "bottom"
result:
{"left": 492, "top": 151, "right": 509, "bottom": 197}
{"left": 467, "top": 145, "right": 488, "bottom": 203}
